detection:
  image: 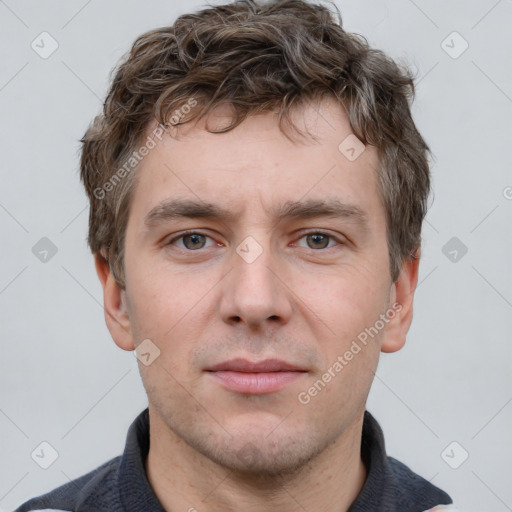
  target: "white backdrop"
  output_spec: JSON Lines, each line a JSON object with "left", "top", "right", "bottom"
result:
{"left": 1, "top": 1, "right": 511, "bottom": 511}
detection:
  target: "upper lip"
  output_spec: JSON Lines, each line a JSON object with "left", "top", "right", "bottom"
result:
{"left": 206, "top": 358, "right": 307, "bottom": 373}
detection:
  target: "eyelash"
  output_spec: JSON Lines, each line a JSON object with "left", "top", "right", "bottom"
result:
{"left": 167, "top": 230, "right": 343, "bottom": 251}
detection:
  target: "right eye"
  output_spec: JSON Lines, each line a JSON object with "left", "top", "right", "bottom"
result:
{"left": 167, "top": 231, "right": 217, "bottom": 251}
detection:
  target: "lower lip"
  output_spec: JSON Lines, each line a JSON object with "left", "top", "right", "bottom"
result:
{"left": 207, "top": 371, "right": 306, "bottom": 394}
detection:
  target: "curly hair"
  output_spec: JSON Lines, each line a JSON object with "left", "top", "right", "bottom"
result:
{"left": 80, "top": 0, "right": 431, "bottom": 289}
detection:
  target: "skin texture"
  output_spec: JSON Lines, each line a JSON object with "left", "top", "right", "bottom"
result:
{"left": 95, "top": 96, "right": 419, "bottom": 512}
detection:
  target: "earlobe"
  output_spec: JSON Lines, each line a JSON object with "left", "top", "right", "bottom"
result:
{"left": 380, "top": 250, "right": 420, "bottom": 354}
{"left": 94, "top": 253, "right": 135, "bottom": 352}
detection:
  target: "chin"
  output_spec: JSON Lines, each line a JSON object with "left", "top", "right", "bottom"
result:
{"left": 189, "top": 423, "right": 331, "bottom": 478}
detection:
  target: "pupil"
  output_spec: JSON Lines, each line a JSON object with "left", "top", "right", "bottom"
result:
{"left": 309, "top": 234, "right": 328, "bottom": 249}
{"left": 185, "top": 234, "right": 204, "bottom": 249}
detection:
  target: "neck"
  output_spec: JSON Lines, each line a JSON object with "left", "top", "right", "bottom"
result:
{"left": 145, "top": 407, "right": 367, "bottom": 512}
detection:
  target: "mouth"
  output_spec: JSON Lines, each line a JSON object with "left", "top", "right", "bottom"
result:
{"left": 204, "top": 358, "right": 308, "bottom": 395}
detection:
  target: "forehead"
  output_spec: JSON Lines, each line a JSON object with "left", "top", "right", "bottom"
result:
{"left": 128, "top": 97, "right": 383, "bottom": 230}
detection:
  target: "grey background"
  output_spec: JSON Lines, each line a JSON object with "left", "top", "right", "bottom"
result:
{"left": 1, "top": 0, "right": 511, "bottom": 510}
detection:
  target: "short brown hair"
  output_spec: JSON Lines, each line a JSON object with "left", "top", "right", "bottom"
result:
{"left": 80, "top": 0, "right": 430, "bottom": 289}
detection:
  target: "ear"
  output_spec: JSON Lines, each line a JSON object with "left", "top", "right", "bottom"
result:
{"left": 380, "top": 249, "right": 420, "bottom": 354}
{"left": 94, "top": 253, "right": 135, "bottom": 351}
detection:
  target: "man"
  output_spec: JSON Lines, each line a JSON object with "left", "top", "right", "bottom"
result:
{"left": 15, "top": 0, "right": 458, "bottom": 510}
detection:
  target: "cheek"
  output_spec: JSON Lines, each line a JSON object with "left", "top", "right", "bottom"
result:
{"left": 302, "top": 275, "right": 385, "bottom": 404}
{"left": 127, "top": 269, "right": 216, "bottom": 372}
{"left": 315, "top": 265, "right": 389, "bottom": 336}
{"left": 129, "top": 264, "right": 202, "bottom": 325}
{"left": 125, "top": 277, "right": 180, "bottom": 361}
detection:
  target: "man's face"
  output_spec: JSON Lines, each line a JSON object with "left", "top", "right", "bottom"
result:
{"left": 109, "top": 96, "right": 408, "bottom": 475}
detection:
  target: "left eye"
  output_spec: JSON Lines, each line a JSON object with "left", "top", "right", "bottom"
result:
{"left": 169, "top": 232, "right": 216, "bottom": 250}
{"left": 295, "top": 232, "right": 340, "bottom": 250}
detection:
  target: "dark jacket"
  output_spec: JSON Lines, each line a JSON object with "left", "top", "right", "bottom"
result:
{"left": 14, "top": 408, "right": 454, "bottom": 512}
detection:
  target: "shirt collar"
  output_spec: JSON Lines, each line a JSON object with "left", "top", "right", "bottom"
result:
{"left": 117, "top": 408, "right": 166, "bottom": 511}
{"left": 116, "top": 408, "right": 449, "bottom": 511}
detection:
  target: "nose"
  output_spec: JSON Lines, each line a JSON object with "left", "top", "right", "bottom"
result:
{"left": 218, "top": 237, "right": 293, "bottom": 331}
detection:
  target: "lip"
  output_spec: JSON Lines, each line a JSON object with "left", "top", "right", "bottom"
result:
{"left": 207, "top": 358, "right": 305, "bottom": 373}
{"left": 205, "top": 358, "right": 307, "bottom": 394}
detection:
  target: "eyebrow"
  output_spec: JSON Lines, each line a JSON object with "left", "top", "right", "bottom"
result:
{"left": 144, "top": 198, "right": 368, "bottom": 231}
